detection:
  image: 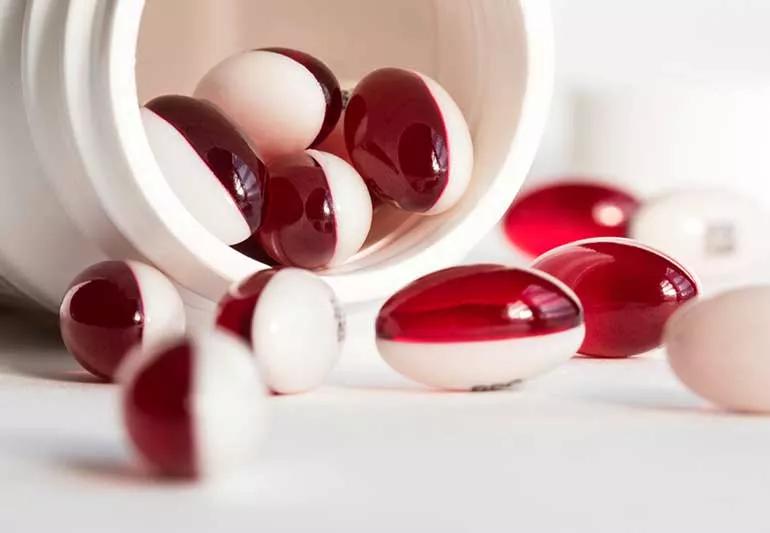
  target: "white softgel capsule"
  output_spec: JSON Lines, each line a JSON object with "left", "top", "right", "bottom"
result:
{"left": 142, "top": 95, "right": 267, "bottom": 245}
{"left": 119, "top": 332, "right": 268, "bottom": 479}
{"left": 195, "top": 48, "right": 343, "bottom": 162}
{"left": 630, "top": 189, "right": 770, "bottom": 295}
{"left": 216, "top": 268, "right": 345, "bottom": 394}
{"left": 665, "top": 286, "right": 770, "bottom": 413}
{"left": 376, "top": 265, "right": 585, "bottom": 391}
{"left": 258, "top": 149, "right": 373, "bottom": 269}
{"left": 60, "top": 260, "right": 185, "bottom": 382}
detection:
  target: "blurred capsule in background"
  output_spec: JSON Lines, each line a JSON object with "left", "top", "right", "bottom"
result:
{"left": 503, "top": 180, "right": 640, "bottom": 257}
{"left": 469, "top": 179, "right": 640, "bottom": 265}
{"left": 665, "top": 286, "right": 770, "bottom": 414}
{"left": 630, "top": 189, "right": 770, "bottom": 296}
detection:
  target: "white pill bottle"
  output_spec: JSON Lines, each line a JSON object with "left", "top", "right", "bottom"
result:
{"left": 0, "top": 0, "right": 552, "bottom": 321}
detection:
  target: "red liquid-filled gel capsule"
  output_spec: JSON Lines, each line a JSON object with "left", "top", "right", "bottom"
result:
{"left": 142, "top": 95, "right": 267, "bottom": 245}
{"left": 259, "top": 150, "right": 372, "bottom": 269}
{"left": 376, "top": 265, "right": 585, "bottom": 391}
{"left": 503, "top": 181, "right": 640, "bottom": 257}
{"left": 59, "top": 261, "right": 185, "bottom": 381}
{"left": 345, "top": 68, "right": 474, "bottom": 215}
{"left": 195, "top": 48, "right": 343, "bottom": 162}
{"left": 532, "top": 238, "right": 700, "bottom": 358}
{"left": 216, "top": 269, "right": 344, "bottom": 394}
{"left": 119, "top": 333, "right": 267, "bottom": 479}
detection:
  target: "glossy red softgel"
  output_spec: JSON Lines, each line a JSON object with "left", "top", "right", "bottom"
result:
{"left": 503, "top": 181, "right": 640, "bottom": 257}
{"left": 120, "top": 333, "right": 267, "bottom": 479}
{"left": 531, "top": 238, "right": 700, "bottom": 358}
{"left": 376, "top": 265, "right": 585, "bottom": 391}
{"left": 142, "top": 95, "right": 267, "bottom": 245}
{"left": 345, "top": 68, "right": 474, "bottom": 215}
{"left": 59, "top": 261, "right": 185, "bottom": 381}
{"left": 259, "top": 150, "right": 372, "bottom": 269}
{"left": 216, "top": 268, "right": 344, "bottom": 394}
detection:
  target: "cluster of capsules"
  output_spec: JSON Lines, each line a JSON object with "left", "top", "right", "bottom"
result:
{"left": 502, "top": 180, "right": 769, "bottom": 292}
{"left": 61, "top": 231, "right": 768, "bottom": 481}
{"left": 61, "top": 263, "right": 344, "bottom": 479}
{"left": 142, "top": 47, "right": 474, "bottom": 270}
{"left": 502, "top": 180, "right": 770, "bottom": 412}
{"left": 55, "top": 49, "right": 770, "bottom": 482}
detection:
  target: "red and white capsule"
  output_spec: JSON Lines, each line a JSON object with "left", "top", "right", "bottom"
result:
{"left": 142, "top": 95, "right": 267, "bottom": 245}
{"left": 259, "top": 150, "right": 372, "bottom": 269}
{"left": 216, "top": 268, "right": 344, "bottom": 394}
{"left": 60, "top": 260, "right": 185, "bottom": 382}
{"left": 532, "top": 238, "right": 700, "bottom": 359}
{"left": 194, "top": 48, "right": 343, "bottom": 162}
{"left": 345, "top": 68, "right": 474, "bottom": 215}
{"left": 376, "top": 265, "right": 585, "bottom": 391}
{"left": 119, "top": 332, "right": 267, "bottom": 479}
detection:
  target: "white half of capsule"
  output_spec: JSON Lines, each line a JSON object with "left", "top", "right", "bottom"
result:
{"left": 630, "top": 190, "right": 770, "bottom": 296}
{"left": 141, "top": 107, "right": 252, "bottom": 245}
{"left": 192, "top": 332, "right": 268, "bottom": 478}
{"left": 194, "top": 50, "right": 327, "bottom": 162}
{"left": 414, "top": 72, "right": 475, "bottom": 216}
{"left": 307, "top": 149, "right": 372, "bottom": 266}
{"left": 251, "top": 269, "right": 343, "bottom": 394}
{"left": 377, "top": 325, "right": 585, "bottom": 392}
{"left": 127, "top": 260, "right": 186, "bottom": 350}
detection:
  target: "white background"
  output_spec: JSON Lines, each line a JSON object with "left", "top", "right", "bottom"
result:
{"left": 536, "top": 0, "right": 770, "bottom": 179}
{"left": 553, "top": 0, "right": 770, "bottom": 82}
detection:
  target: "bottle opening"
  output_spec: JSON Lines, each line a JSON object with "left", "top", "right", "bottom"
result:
{"left": 16, "top": 0, "right": 547, "bottom": 308}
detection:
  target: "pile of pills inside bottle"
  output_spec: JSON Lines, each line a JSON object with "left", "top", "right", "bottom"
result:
{"left": 142, "top": 48, "right": 475, "bottom": 270}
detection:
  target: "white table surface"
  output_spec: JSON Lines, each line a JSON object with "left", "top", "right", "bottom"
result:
{"left": 1, "top": 299, "right": 769, "bottom": 533}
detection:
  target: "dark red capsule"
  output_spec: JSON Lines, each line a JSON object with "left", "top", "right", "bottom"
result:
{"left": 345, "top": 68, "right": 473, "bottom": 215}
{"left": 503, "top": 181, "right": 640, "bottom": 257}
{"left": 532, "top": 238, "right": 700, "bottom": 358}
{"left": 59, "top": 261, "right": 184, "bottom": 381}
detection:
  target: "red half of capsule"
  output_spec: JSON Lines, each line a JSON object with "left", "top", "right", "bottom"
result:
{"left": 258, "top": 153, "right": 337, "bottom": 268}
{"left": 532, "top": 238, "right": 700, "bottom": 358}
{"left": 503, "top": 181, "right": 641, "bottom": 257}
{"left": 124, "top": 343, "right": 196, "bottom": 478}
{"left": 145, "top": 95, "right": 267, "bottom": 234}
{"left": 60, "top": 261, "right": 144, "bottom": 380}
{"left": 216, "top": 270, "right": 277, "bottom": 343}
{"left": 377, "top": 265, "right": 583, "bottom": 343}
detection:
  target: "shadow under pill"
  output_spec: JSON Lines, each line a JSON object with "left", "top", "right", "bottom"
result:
{"left": 577, "top": 386, "right": 740, "bottom": 418}
{"left": 0, "top": 431, "right": 138, "bottom": 482}
{"left": 0, "top": 305, "right": 102, "bottom": 384}
{"left": 59, "top": 455, "right": 154, "bottom": 486}
{"left": 0, "top": 349, "right": 99, "bottom": 384}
